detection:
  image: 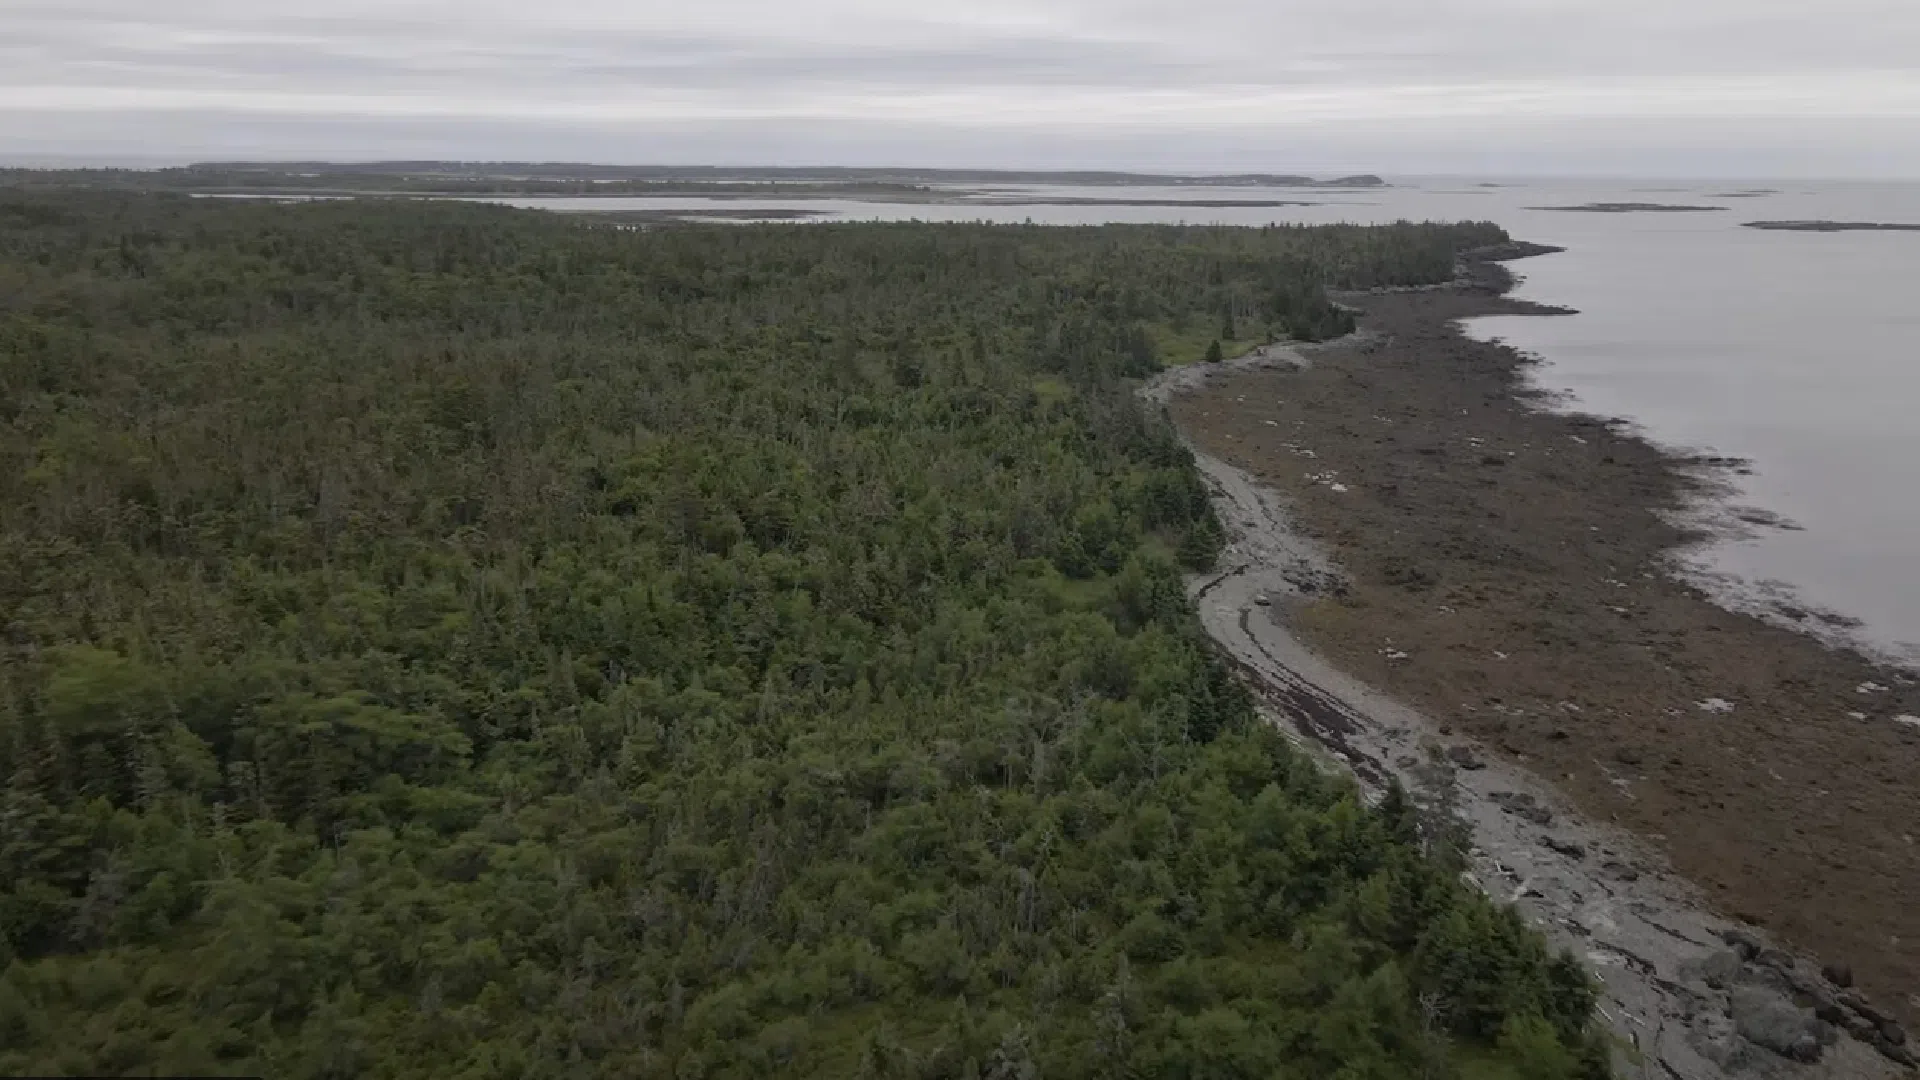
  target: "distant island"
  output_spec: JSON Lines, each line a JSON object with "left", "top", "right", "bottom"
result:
{"left": 1743, "top": 220, "right": 1920, "bottom": 232}
{"left": 1528, "top": 202, "right": 1726, "bottom": 213}
{"left": 0, "top": 164, "right": 1387, "bottom": 204}
{"left": 583, "top": 207, "right": 829, "bottom": 224}
{"left": 181, "top": 162, "right": 1390, "bottom": 188}
{"left": 970, "top": 196, "right": 1320, "bottom": 208}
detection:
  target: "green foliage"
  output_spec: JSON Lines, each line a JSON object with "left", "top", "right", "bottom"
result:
{"left": 1143, "top": 322, "right": 1257, "bottom": 367}
{"left": 0, "top": 189, "right": 1601, "bottom": 1077}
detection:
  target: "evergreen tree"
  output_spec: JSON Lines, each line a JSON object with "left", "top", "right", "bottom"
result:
{"left": 0, "top": 186, "right": 1593, "bottom": 1079}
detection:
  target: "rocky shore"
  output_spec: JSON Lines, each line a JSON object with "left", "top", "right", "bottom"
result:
{"left": 1143, "top": 249, "right": 1920, "bottom": 1077}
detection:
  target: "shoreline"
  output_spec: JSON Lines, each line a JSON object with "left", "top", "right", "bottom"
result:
{"left": 1459, "top": 332, "right": 1917, "bottom": 675}
{"left": 1145, "top": 252, "right": 1919, "bottom": 1077}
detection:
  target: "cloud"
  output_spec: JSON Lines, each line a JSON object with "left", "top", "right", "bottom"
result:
{"left": 3, "top": 0, "right": 1917, "bottom": 172}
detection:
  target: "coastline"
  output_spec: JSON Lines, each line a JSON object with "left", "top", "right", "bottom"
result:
{"left": 1144, "top": 251, "right": 1919, "bottom": 1077}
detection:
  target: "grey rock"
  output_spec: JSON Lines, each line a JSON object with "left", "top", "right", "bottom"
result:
{"left": 1843, "top": 1012, "right": 1882, "bottom": 1041}
{"left": 1879, "top": 1020, "right": 1907, "bottom": 1047}
{"left": 1489, "top": 790, "right": 1553, "bottom": 825}
{"left": 1754, "top": 947, "right": 1796, "bottom": 971}
{"left": 1783, "top": 967, "right": 1824, "bottom": 996}
{"left": 1722, "top": 928, "right": 1764, "bottom": 961}
{"left": 1787, "top": 1033, "right": 1821, "bottom": 1063}
{"left": 1600, "top": 859, "right": 1640, "bottom": 882}
{"left": 1445, "top": 745, "right": 1486, "bottom": 770}
{"left": 1541, "top": 836, "right": 1586, "bottom": 859}
{"left": 1688, "top": 949, "right": 1744, "bottom": 990}
{"left": 1808, "top": 990, "right": 1847, "bottom": 1026}
{"left": 1871, "top": 1034, "right": 1919, "bottom": 1068}
{"left": 1730, "top": 985, "right": 1822, "bottom": 1061}
{"left": 1736, "top": 962, "right": 1792, "bottom": 995}
{"left": 1821, "top": 962, "right": 1854, "bottom": 988}
{"left": 1840, "top": 990, "right": 1890, "bottom": 1025}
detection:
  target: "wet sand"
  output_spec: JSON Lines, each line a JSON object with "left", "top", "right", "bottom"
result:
{"left": 1150, "top": 251, "right": 1920, "bottom": 1074}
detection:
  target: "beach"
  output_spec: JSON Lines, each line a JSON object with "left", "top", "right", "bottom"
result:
{"left": 1148, "top": 250, "right": 1920, "bottom": 1075}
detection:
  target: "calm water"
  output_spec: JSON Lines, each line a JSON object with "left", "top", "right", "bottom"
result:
{"left": 481, "top": 181, "right": 1920, "bottom": 661}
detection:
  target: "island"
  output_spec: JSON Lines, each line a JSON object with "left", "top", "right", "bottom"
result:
{"left": 1743, "top": 220, "right": 1920, "bottom": 232}
{"left": 0, "top": 164, "right": 1389, "bottom": 203}
{"left": 1527, "top": 202, "right": 1726, "bottom": 213}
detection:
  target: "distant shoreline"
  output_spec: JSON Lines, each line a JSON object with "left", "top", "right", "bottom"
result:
{"left": 4, "top": 164, "right": 1391, "bottom": 203}
{"left": 186, "top": 188, "right": 1361, "bottom": 208}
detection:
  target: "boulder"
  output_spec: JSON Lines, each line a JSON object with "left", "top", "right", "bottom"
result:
{"left": 1787, "top": 1034, "right": 1821, "bottom": 1063}
{"left": 1806, "top": 988, "right": 1846, "bottom": 1026}
{"left": 1736, "top": 962, "right": 1792, "bottom": 995}
{"left": 1542, "top": 836, "right": 1587, "bottom": 860}
{"left": 1687, "top": 949, "right": 1743, "bottom": 990}
{"left": 1841, "top": 1012, "right": 1881, "bottom": 1041}
{"left": 1722, "top": 928, "right": 1764, "bottom": 961}
{"left": 1840, "top": 990, "right": 1889, "bottom": 1025}
{"left": 1820, "top": 962, "right": 1854, "bottom": 988}
{"left": 1490, "top": 791, "right": 1553, "bottom": 825}
{"left": 1730, "top": 986, "right": 1822, "bottom": 1062}
{"left": 1872, "top": 1034, "right": 1919, "bottom": 1068}
{"left": 1445, "top": 745, "right": 1486, "bottom": 771}
{"left": 1879, "top": 1020, "right": 1907, "bottom": 1047}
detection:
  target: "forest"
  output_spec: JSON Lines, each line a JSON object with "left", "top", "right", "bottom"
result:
{"left": 0, "top": 187, "right": 1609, "bottom": 1078}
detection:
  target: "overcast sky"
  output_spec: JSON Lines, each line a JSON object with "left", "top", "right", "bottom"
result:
{"left": 5, "top": 0, "right": 1918, "bottom": 176}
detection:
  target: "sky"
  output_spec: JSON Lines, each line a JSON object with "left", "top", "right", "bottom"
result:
{"left": 4, "top": 0, "right": 1919, "bottom": 176}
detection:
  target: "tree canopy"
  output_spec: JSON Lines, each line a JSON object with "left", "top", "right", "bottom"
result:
{"left": 0, "top": 189, "right": 1606, "bottom": 1078}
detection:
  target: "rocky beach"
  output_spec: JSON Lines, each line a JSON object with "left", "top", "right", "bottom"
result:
{"left": 1144, "top": 249, "right": 1920, "bottom": 1077}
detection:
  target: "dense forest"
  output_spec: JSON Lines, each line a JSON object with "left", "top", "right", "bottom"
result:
{"left": 0, "top": 189, "right": 1608, "bottom": 1078}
